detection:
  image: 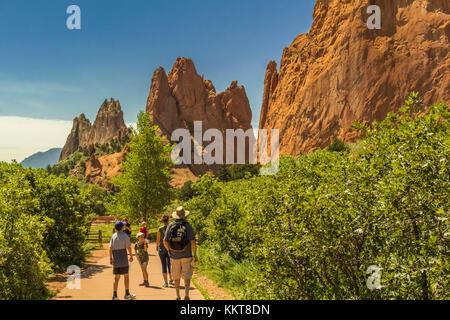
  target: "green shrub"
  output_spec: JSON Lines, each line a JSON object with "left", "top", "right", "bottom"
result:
{"left": 0, "top": 164, "right": 52, "bottom": 299}
{"left": 181, "top": 96, "right": 449, "bottom": 300}
{"left": 29, "top": 171, "right": 94, "bottom": 270}
{"left": 327, "top": 137, "right": 350, "bottom": 153}
{"left": 1, "top": 164, "right": 95, "bottom": 272}
{"left": 217, "top": 163, "right": 261, "bottom": 182}
{"left": 179, "top": 180, "right": 196, "bottom": 201}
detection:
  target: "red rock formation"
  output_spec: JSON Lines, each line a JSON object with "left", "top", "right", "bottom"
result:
{"left": 84, "top": 149, "right": 126, "bottom": 190}
{"left": 146, "top": 57, "right": 254, "bottom": 178}
{"left": 83, "top": 144, "right": 198, "bottom": 189}
{"left": 59, "top": 114, "right": 92, "bottom": 160}
{"left": 259, "top": 0, "right": 450, "bottom": 155}
{"left": 60, "top": 98, "right": 130, "bottom": 160}
{"left": 89, "top": 98, "right": 129, "bottom": 147}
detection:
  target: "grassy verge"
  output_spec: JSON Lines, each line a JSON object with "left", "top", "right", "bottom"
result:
{"left": 191, "top": 277, "right": 213, "bottom": 300}
{"left": 195, "top": 246, "right": 254, "bottom": 299}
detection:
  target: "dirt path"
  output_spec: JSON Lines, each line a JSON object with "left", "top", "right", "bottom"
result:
{"left": 53, "top": 242, "right": 204, "bottom": 301}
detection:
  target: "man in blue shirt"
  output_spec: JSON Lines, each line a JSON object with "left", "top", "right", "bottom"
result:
{"left": 110, "top": 221, "right": 136, "bottom": 300}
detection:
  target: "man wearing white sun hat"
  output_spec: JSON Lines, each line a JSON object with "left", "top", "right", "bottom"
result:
{"left": 163, "top": 206, "right": 198, "bottom": 300}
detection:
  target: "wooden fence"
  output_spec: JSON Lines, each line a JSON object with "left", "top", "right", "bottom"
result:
{"left": 91, "top": 216, "right": 118, "bottom": 226}
{"left": 86, "top": 229, "right": 158, "bottom": 244}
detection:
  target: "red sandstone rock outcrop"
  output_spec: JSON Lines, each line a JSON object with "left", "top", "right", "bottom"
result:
{"left": 60, "top": 114, "right": 92, "bottom": 160}
{"left": 89, "top": 98, "right": 129, "bottom": 147}
{"left": 83, "top": 144, "right": 199, "bottom": 190}
{"left": 84, "top": 149, "right": 127, "bottom": 190}
{"left": 60, "top": 98, "right": 130, "bottom": 160}
{"left": 146, "top": 57, "right": 254, "bottom": 177}
{"left": 259, "top": 0, "right": 450, "bottom": 155}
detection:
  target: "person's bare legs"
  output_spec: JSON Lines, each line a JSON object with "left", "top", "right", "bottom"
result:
{"left": 113, "top": 274, "right": 120, "bottom": 293}
{"left": 140, "top": 265, "right": 148, "bottom": 282}
{"left": 163, "top": 273, "right": 168, "bottom": 283}
{"left": 184, "top": 279, "right": 191, "bottom": 299}
{"left": 174, "top": 280, "right": 181, "bottom": 299}
{"left": 124, "top": 274, "right": 130, "bottom": 291}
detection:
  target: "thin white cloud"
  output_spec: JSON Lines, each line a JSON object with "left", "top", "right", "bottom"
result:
{"left": 0, "top": 116, "right": 72, "bottom": 163}
{"left": 0, "top": 78, "right": 80, "bottom": 95}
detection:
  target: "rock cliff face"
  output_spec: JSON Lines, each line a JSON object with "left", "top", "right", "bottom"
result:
{"left": 59, "top": 114, "right": 92, "bottom": 160}
{"left": 60, "top": 98, "right": 130, "bottom": 160}
{"left": 146, "top": 57, "right": 254, "bottom": 176}
{"left": 259, "top": 0, "right": 450, "bottom": 155}
{"left": 89, "top": 98, "right": 129, "bottom": 147}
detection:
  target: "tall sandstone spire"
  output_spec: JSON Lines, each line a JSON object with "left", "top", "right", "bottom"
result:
{"left": 59, "top": 114, "right": 92, "bottom": 161}
{"left": 259, "top": 0, "right": 450, "bottom": 155}
{"left": 60, "top": 98, "right": 130, "bottom": 161}
{"left": 146, "top": 57, "right": 253, "bottom": 176}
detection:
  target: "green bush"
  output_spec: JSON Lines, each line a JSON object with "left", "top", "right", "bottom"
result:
{"left": 181, "top": 96, "right": 449, "bottom": 300}
{"left": 1, "top": 164, "right": 95, "bottom": 274}
{"left": 327, "top": 137, "right": 350, "bottom": 153}
{"left": 0, "top": 164, "right": 52, "bottom": 299}
{"left": 179, "top": 180, "right": 196, "bottom": 201}
{"left": 217, "top": 163, "right": 261, "bottom": 182}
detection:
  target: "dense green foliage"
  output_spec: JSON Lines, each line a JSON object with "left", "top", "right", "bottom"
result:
{"left": 79, "top": 182, "right": 109, "bottom": 216}
{"left": 110, "top": 111, "right": 174, "bottom": 222}
{"left": 0, "top": 163, "right": 97, "bottom": 299}
{"left": 47, "top": 150, "right": 87, "bottom": 177}
{"left": 181, "top": 97, "right": 449, "bottom": 300}
{"left": 178, "top": 180, "right": 196, "bottom": 201}
{"left": 31, "top": 174, "right": 95, "bottom": 269}
{"left": 217, "top": 163, "right": 261, "bottom": 182}
{"left": 0, "top": 164, "right": 52, "bottom": 299}
{"left": 327, "top": 137, "right": 350, "bottom": 153}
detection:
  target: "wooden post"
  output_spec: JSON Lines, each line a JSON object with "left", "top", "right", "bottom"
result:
{"left": 99, "top": 230, "right": 102, "bottom": 246}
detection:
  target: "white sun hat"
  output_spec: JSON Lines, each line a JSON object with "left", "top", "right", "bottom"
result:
{"left": 136, "top": 232, "right": 145, "bottom": 239}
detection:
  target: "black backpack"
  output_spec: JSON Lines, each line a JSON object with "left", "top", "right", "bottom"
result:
{"left": 168, "top": 221, "right": 189, "bottom": 252}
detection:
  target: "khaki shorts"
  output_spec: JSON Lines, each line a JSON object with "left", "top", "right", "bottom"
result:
{"left": 171, "top": 257, "right": 193, "bottom": 281}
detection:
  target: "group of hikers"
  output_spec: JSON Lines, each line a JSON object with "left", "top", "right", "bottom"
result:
{"left": 108, "top": 206, "right": 197, "bottom": 300}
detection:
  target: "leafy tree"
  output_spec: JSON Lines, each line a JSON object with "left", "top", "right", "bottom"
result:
{"left": 79, "top": 182, "right": 108, "bottom": 216}
{"left": 29, "top": 171, "right": 94, "bottom": 270}
{"left": 179, "top": 180, "right": 196, "bottom": 201}
{"left": 111, "top": 111, "right": 173, "bottom": 222}
{"left": 0, "top": 164, "right": 52, "bottom": 299}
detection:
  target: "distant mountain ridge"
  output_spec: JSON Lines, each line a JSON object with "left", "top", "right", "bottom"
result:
{"left": 21, "top": 148, "right": 62, "bottom": 169}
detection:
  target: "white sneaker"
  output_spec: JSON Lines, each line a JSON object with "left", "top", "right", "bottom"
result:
{"left": 112, "top": 296, "right": 120, "bottom": 301}
{"left": 124, "top": 293, "right": 136, "bottom": 300}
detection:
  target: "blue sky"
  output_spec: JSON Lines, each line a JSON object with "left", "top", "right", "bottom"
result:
{"left": 0, "top": 0, "right": 315, "bottom": 161}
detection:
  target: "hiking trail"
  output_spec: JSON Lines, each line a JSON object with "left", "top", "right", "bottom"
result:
{"left": 54, "top": 242, "right": 205, "bottom": 300}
